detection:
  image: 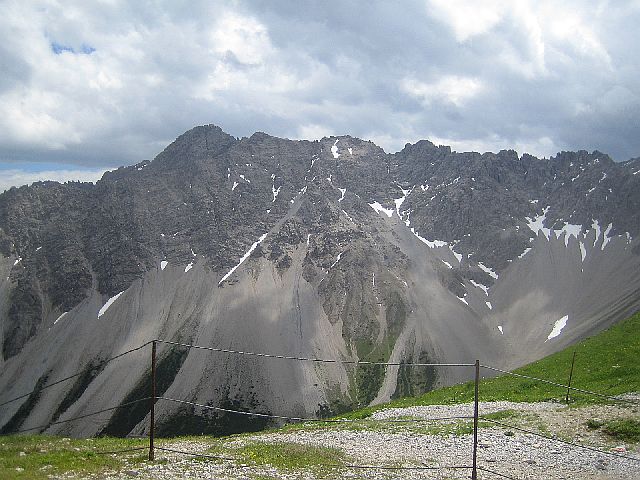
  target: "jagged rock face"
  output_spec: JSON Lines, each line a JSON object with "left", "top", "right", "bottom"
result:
{"left": 0, "top": 125, "right": 639, "bottom": 437}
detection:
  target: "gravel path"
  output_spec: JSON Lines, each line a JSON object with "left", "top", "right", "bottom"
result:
{"left": 90, "top": 401, "right": 639, "bottom": 479}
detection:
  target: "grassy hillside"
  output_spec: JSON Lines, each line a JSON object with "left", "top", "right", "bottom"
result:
{"left": 341, "top": 310, "right": 640, "bottom": 419}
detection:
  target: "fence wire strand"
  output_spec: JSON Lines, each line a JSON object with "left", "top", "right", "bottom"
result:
{"left": 4, "top": 397, "right": 151, "bottom": 435}
{"left": 0, "top": 341, "right": 153, "bottom": 408}
{"left": 156, "top": 339, "right": 474, "bottom": 367}
{"left": 157, "top": 396, "right": 473, "bottom": 424}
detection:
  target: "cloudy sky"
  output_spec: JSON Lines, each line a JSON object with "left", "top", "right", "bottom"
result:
{"left": 1, "top": 0, "right": 639, "bottom": 191}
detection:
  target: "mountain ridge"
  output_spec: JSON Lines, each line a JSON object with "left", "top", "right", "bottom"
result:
{"left": 0, "top": 124, "right": 638, "bottom": 437}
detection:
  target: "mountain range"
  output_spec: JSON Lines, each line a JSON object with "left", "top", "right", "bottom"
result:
{"left": 1, "top": 124, "right": 639, "bottom": 437}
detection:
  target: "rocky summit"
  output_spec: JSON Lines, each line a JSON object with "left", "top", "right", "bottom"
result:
{"left": 1, "top": 124, "right": 639, "bottom": 437}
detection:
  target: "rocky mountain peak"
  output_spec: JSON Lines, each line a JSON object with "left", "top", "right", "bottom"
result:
{"left": 0, "top": 125, "right": 638, "bottom": 438}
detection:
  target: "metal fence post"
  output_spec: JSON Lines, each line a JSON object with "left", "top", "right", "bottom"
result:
{"left": 472, "top": 359, "right": 480, "bottom": 480}
{"left": 149, "top": 340, "right": 157, "bottom": 461}
{"left": 565, "top": 350, "right": 577, "bottom": 404}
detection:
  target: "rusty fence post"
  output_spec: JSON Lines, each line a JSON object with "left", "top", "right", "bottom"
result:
{"left": 565, "top": 350, "right": 577, "bottom": 404}
{"left": 472, "top": 359, "right": 480, "bottom": 480}
{"left": 149, "top": 340, "right": 157, "bottom": 461}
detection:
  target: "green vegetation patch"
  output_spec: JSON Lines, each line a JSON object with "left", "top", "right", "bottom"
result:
{"left": 210, "top": 440, "right": 348, "bottom": 477}
{"left": 0, "top": 435, "right": 148, "bottom": 480}
{"left": 602, "top": 419, "right": 640, "bottom": 443}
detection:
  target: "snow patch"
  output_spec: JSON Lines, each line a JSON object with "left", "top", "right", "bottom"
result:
{"left": 160, "top": 260, "right": 168, "bottom": 270}
{"left": 457, "top": 295, "right": 468, "bottom": 305}
{"left": 36, "top": 246, "right": 42, "bottom": 252}
{"left": 341, "top": 210, "right": 354, "bottom": 223}
{"left": 546, "top": 315, "right": 568, "bottom": 341}
{"left": 579, "top": 242, "right": 586, "bottom": 262}
{"left": 239, "top": 174, "right": 250, "bottom": 183}
{"left": 232, "top": 181, "right": 239, "bottom": 191}
{"left": 592, "top": 219, "right": 601, "bottom": 247}
{"left": 338, "top": 188, "right": 346, "bottom": 202}
{"left": 478, "top": 262, "right": 499, "bottom": 279}
{"left": 526, "top": 206, "right": 551, "bottom": 239}
{"left": 307, "top": 234, "right": 311, "bottom": 246}
{"left": 469, "top": 279, "right": 489, "bottom": 296}
{"left": 13, "top": 257, "right": 22, "bottom": 266}
{"left": 601, "top": 223, "right": 613, "bottom": 250}
{"left": 184, "top": 262, "right": 193, "bottom": 273}
{"left": 372, "top": 273, "right": 375, "bottom": 287}
{"left": 369, "top": 201, "right": 394, "bottom": 218}
{"left": 393, "top": 186, "right": 413, "bottom": 218}
{"left": 54, "top": 312, "right": 68, "bottom": 325}
{"left": 410, "top": 228, "right": 447, "bottom": 248}
{"left": 486, "top": 301, "right": 493, "bottom": 310}
{"left": 218, "top": 233, "right": 268, "bottom": 286}
{"left": 272, "top": 185, "right": 281, "bottom": 202}
{"left": 555, "top": 223, "right": 582, "bottom": 247}
{"left": 518, "top": 247, "right": 532, "bottom": 259}
{"left": 98, "top": 291, "right": 125, "bottom": 318}
{"left": 331, "top": 139, "right": 340, "bottom": 159}
{"left": 450, "top": 247, "right": 463, "bottom": 263}
{"left": 348, "top": 147, "right": 353, "bottom": 155}
{"left": 330, "top": 252, "right": 343, "bottom": 269}
{"left": 394, "top": 197, "right": 406, "bottom": 215}
{"left": 442, "top": 259, "right": 453, "bottom": 269}
{"left": 497, "top": 325, "right": 503, "bottom": 333}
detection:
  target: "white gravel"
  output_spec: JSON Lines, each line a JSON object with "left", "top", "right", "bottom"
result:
{"left": 89, "top": 401, "right": 639, "bottom": 479}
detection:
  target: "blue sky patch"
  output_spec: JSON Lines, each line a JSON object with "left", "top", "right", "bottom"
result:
{"left": 51, "top": 42, "right": 95, "bottom": 55}
{"left": 51, "top": 42, "right": 74, "bottom": 54}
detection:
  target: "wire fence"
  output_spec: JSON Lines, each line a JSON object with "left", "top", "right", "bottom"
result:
{"left": 1, "top": 338, "right": 639, "bottom": 479}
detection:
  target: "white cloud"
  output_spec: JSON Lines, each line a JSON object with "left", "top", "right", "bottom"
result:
{"left": 0, "top": 168, "right": 107, "bottom": 193}
{"left": 210, "top": 12, "right": 274, "bottom": 65}
{"left": 427, "top": 0, "right": 508, "bottom": 42}
{"left": 0, "top": 0, "right": 638, "bottom": 171}
{"left": 401, "top": 76, "right": 484, "bottom": 107}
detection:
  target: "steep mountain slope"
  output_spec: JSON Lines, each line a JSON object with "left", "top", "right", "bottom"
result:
{"left": 0, "top": 125, "right": 639, "bottom": 437}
